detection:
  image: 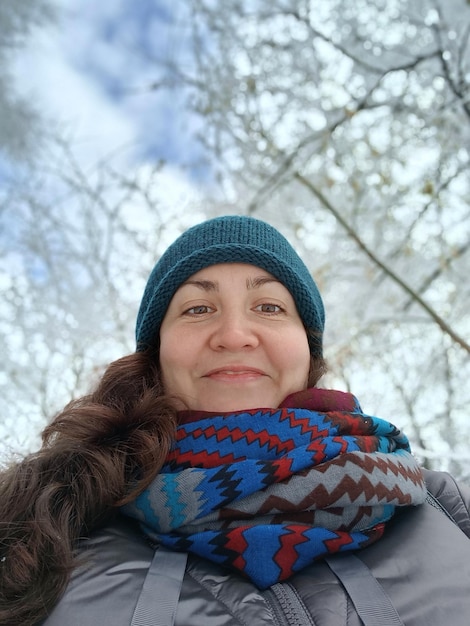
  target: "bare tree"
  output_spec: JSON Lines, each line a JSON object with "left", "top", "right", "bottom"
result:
{"left": 0, "top": 141, "right": 205, "bottom": 458}
{"left": 2, "top": 0, "right": 469, "bottom": 479}
{"left": 145, "top": 0, "right": 470, "bottom": 477}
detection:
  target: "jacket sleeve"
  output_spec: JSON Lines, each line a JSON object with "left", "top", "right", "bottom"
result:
{"left": 423, "top": 468, "right": 470, "bottom": 538}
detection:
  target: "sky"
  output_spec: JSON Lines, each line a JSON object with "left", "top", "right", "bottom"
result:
{"left": 4, "top": 0, "right": 469, "bottom": 471}
{"left": 1, "top": 0, "right": 213, "bottom": 458}
{"left": 13, "top": 0, "right": 208, "bottom": 179}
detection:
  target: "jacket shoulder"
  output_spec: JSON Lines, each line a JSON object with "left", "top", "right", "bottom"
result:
{"left": 39, "top": 515, "right": 154, "bottom": 625}
{"left": 423, "top": 468, "right": 470, "bottom": 537}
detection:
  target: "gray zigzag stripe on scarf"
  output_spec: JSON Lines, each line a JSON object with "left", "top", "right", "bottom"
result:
{"left": 140, "top": 450, "right": 423, "bottom": 534}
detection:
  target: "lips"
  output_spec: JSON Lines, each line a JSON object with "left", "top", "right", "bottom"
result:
{"left": 203, "top": 365, "right": 267, "bottom": 380}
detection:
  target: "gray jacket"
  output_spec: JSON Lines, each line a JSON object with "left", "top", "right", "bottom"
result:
{"left": 42, "top": 470, "right": 470, "bottom": 625}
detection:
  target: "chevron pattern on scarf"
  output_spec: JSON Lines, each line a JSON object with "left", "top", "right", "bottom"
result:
{"left": 122, "top": 389, "right": 426, "bottom": 589}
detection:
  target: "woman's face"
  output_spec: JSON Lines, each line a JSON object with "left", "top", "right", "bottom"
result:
{"left": 159, "top": 263, "right": 311, "bottom": 412}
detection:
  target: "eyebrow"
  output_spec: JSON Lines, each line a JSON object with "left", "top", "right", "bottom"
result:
{"left": 181, "top": 275, "right": 281, "bottom": 292}
{"left": 246, "top": 276, "right": 281, "bottom": 289}
{"left": 182, "top": 279, "right": 219, "bottom": 292}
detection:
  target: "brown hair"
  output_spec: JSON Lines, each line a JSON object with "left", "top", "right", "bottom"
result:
{"left": 0, "top": 351, "right": 176, "bottom": 626}
{"left": 0, "top": 348, "right": 326, "bottom": 626}
{"left": 308, "top": 330, "right": 327, "bottom": 386}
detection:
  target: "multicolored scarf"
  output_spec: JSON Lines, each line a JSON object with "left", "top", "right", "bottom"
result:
{"left": 122, "top": 389, "right": 426, "bottom": 589}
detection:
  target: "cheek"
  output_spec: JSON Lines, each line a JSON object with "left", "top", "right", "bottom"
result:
{"left": 288, "top": 329, "right": 311, "bottom": 381}
{"left": 158, "top": 332, "right": 180, "bottom": 383}
{"left": 159, "top": 328, "right": 197, "bottom": 382}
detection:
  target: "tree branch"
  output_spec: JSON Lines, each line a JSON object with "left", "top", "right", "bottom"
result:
{"left": 294, "top": 171, "right": 470, "bottom": 354}
{"left": 403, "top": 239, "right": 470, "bottom": 310}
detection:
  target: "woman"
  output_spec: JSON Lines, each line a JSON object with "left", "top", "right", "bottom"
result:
{"left": 1, "top": 215, "right": 469, "bottom": 626}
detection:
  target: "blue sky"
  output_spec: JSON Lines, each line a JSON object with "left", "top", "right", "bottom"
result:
{"left": 2, "top": 1, "right": 213, "bottom": 456}
{"left": 14, "top": 0, "right": 210, "bottom": 179}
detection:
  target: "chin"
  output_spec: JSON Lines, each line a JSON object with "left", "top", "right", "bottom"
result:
{"left": 198, "top": 395, "right": 280, "bottom": 413}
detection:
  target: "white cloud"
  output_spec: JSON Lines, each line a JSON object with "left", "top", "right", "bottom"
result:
{"left": 12, "top": 2, "right": 142, "bottom": 167}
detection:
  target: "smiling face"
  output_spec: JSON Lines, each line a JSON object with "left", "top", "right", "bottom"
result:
{"left": 159, "top": 263, "right": 311, "bottom": 412}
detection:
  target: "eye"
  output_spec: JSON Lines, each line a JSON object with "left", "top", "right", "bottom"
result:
{"left": 184, "top": 305, "right": 214, "bottom": 316}
{"left": 255, "top": 303, "right": 284, "bottom": 314}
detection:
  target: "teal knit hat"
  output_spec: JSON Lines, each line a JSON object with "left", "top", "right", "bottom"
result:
{"left": 135, "top": 216, "right": 325, "bottom": 356}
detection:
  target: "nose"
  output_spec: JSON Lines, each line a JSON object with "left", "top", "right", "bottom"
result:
{"left": 209, "top": 310, "right": 260, "bottom": 351}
